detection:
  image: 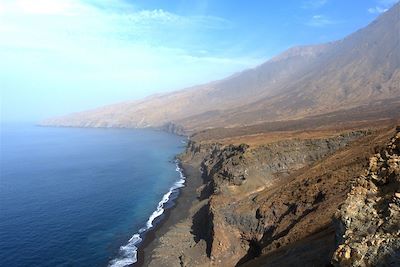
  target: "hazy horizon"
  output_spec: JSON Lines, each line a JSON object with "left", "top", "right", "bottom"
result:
{"left": 1, "top": 0, "right": 398, "bottom": 122}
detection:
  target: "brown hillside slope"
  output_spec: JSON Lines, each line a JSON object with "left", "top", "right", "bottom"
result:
{"left": 181, "top": 4, "right": 400, "bottom": 129}
{"left": 145, "top": 123, "right": 398, "bottom": 267}
{"left": 41, "top": 4, "right": 400, "bottom": 131}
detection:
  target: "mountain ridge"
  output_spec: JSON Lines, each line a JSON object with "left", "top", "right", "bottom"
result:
{"left": 41, "top": 3, "right": 400, "bottom": 133}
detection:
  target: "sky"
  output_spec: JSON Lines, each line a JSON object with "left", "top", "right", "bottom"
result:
{"left": 0, "top": 0, "right": 398, "bottom": 122}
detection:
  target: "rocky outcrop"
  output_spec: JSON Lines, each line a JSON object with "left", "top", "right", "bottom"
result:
{"left": 147, "top": 127, "right": 398, "bottom": 267}
{"left": 200, "top": 131, "right": 368, "bottom": 196}
{"left": 202, "top": 143, "right": 249, "bottom": 190}
{"left": 332, "top": 128, "right": 400, "bottom": 266}
{"left": 184, "top": 130, "right": 373, "bottom": 266}
{"left": 161, "top": 122, "right": 186, "bottom": 136}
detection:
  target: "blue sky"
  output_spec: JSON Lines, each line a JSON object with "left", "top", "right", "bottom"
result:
{"left": 0, "top": 0, "right": 398, "bottom": 122}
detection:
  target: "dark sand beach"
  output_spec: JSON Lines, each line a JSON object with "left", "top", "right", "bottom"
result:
{"left": 135, "top": 163, "right": 203, "bottom": 266}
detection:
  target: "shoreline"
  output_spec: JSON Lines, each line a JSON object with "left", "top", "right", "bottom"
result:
{"left": 109, "top": 160, "right": 190, "bottom": 267}
{"left": 135, "top": 162, "right": 202, "bottom": 266}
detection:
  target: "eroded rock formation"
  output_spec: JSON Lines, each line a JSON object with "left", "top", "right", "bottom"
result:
{"left": 332, "top": 129, "right": 400, "bottom": 266}
{"left": 199, "top": 131, "right": 371, "bottom": 266}
{"left": 146, "top": 126, "right": 399, "bottom": 267}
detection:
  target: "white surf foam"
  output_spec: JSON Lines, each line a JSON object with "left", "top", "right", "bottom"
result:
{"left": 108, "top": 161, "right": 186, "bottom": 267}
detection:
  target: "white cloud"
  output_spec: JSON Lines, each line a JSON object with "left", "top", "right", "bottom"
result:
{"left": 123, "top": 9, "right": 232, "bottom": 30}
{"left": 306, "top": 14, "right": 339, "bottom": 27}
{"left": 368, "top": 0, "right": 398, "bottom": 14}
{"left": 0, "top": 0, "right": 258, "bottom": 120}
{"left": 0, "top": 1, "right": 232, "bottom": 50}
{"left": 368, "top": 6, "right": 388, "bottom": 13}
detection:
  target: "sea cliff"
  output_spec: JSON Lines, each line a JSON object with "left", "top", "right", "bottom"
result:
{"left": 138, "top": 126, "right": 399, "bottom": 266}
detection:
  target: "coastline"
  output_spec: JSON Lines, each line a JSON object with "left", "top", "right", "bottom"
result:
{"left": 135, "top": 162, "right": 203, "bottom": 266}
{"left": 109, "top": 159, "right": 192, "bottom": 267}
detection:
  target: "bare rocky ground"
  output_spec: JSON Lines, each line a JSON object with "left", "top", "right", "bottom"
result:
{"left": 332, "top": 128, "right": 400, "bottom": 266}
{"left": 143, "top": 124, "right": 399, "bottom": 267}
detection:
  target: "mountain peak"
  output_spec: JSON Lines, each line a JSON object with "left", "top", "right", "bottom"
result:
{"left": 269, "top": 44, "right": 330, "bottom": 63}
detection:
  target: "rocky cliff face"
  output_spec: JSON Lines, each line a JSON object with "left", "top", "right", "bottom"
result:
{"left": 177, "top": 129, "right": 390, "bottom": 266}
{"left": 160, "top": 122, "right": 186, "bottom": 136}
{"left": 198, "top": 131, "right": 369, "bottom": 196}
{"left": 332, "top": 128, "right": 400, "bottom": 266}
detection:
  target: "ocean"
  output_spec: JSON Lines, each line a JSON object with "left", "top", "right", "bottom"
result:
{"left": 0, "top": 123, "right": 185, "bottom": 267}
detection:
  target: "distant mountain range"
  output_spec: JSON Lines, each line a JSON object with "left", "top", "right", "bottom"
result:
{"left": 42, "top": 3, "right": 400, "bottom": 133}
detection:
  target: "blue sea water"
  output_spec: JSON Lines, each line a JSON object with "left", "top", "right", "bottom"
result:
{"left": 0, "top": 123, "right": 185, "bottom": 267}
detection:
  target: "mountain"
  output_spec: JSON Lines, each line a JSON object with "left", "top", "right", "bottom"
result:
{"left": 38, "top": 5, "right": 400, "bottom": 267}
{"left": 41, "top": 4, "right": 400, "bottom": 132}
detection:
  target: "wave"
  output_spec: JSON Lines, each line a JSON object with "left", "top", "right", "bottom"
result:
{"left": 109, "top": 161, "right": 186, "bottom": 267}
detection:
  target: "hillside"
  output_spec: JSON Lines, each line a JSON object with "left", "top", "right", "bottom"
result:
{"left": 41, "top": 4, "right": 400, "bottom": 132}
{"left": 143, "top": 123, "right": 399, "bottom": 267}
